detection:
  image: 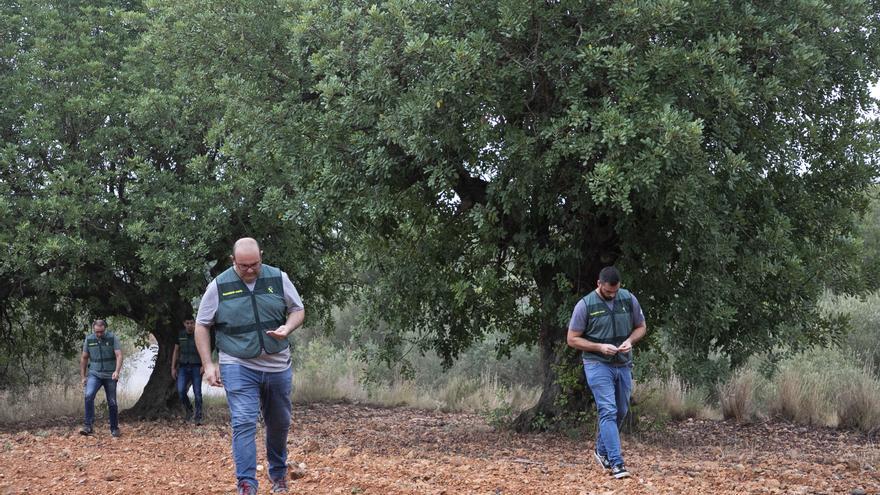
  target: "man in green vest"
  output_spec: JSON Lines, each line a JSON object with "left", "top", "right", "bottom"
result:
{"left": 567, "top": 266, "right": 646, "bottom": 480}
{"left": 194, "top": 238, "right": 305, "bottom": 495}
{"left": 79, "top": 319, "right": 123, "bottom": 437}
{"left": 171, "top": 316, "right": 203, "bottom": 424}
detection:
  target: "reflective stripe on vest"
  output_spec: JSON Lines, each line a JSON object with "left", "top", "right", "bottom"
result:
{"left": 86, "top": 333, "right": 116, "bottom": 372}
{"left": 177, "top": 330, "right": 201, "bottom": 365}
{"left": 581, "top": 288, "right": 635, "bottom": 365}
{"left": 213, "top": 264, "right": 289, "bottom": 359}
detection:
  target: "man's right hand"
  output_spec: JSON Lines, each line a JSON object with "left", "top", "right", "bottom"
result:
{"left": 81, "top": 376, "right": 87, "bottom": 387}
{"left": 171, "top": 367, "right": 178, "bottom": 379}
{"left": 204, "top": 363, "right": 222, "bottom": 387}
{"left": 600, "top": 344, "right": 619, "bottom": 356}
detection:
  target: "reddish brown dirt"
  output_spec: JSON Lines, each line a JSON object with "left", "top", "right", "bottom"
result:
{"left": 0, "top": 403, "right": 878, "bottom": 494}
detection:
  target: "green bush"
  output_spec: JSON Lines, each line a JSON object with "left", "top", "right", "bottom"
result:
{"left": 818, "top": 291, "right": 880, "bottom": 376}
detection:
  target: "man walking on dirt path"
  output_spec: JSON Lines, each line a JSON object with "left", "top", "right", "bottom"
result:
{"left": 195, "top": 237, "right": 305, "bottom": 495}
{"left": 79, "top": 319, "right": 123, "bottom": 438}
{"left": 171, "top": 316, "right": 203, "bottom": 424}
{"left": 566, "top": 266, "right": 647, "bottom": 479}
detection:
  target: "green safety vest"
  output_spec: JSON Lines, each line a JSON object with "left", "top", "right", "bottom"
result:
{"left": 177, "top": 330, "right": 201, "bottom": 365}
{"left": 580, "top": 288, "right": 635, "bottom": 365}
{"left": 86, "top": 332, "right": 117, "bottom": 373}
{"left": 214, "top": 264, "right": 289, "bottom": 359}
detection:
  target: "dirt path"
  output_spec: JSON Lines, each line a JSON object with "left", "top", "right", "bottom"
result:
{"left": 1, "top": 403, "right": 877, "bottom": 494}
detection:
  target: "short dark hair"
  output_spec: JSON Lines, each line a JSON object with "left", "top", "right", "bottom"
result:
{"left": 598, "top": 266, "right": 620, "bottom": 285}
{"left": 93, "top": 318, "right": 107, "bottom": 327}
{"left": 184, "top": 315, "right": 195, "bottom": 321}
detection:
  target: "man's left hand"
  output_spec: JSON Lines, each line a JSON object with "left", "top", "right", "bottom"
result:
{"left": 266, "top": 325, "right": 290, "bottom": 341}
{"left": 618, "top": 340, "right": 632, "bottom": 353}
{"left": 112, "top": 371, "right": 120, "bottom": 381}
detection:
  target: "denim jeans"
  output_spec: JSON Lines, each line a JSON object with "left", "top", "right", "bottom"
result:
{"left": 176, "top": 363, "right": 203, "bottom": 418}
{"left": 221, "top": 364, "right": 292, "bottom": 489}
{"left": 584, "top": 360, "right": 632, "bottom": 467}
{"left": 84, "top": 374, "right": 118, "bottom": 430}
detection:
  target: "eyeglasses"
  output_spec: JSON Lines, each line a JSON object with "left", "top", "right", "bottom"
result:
{"left": 235, "top": 260, "right": 262, "bottom": 272}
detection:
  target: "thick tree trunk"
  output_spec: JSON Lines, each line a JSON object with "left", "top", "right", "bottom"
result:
{"left": 123, "top": 329, "right": 180, "bottom": 419}
{"left": 513, "top": 262, "right": 593, "bottom": 432}
{"left": 123, "top": 299, "right": 192, "bottom": 419}
{"left": 512, "top": 325, "right": 591, "bottom": 432}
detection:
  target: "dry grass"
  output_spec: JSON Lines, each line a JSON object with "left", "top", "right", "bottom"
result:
{"left": 291, "top": 339, "right": 539, "bottom": 414}
{"left": 835, "top": 368, "right": 880, "bottom": 434}
{"left": 718, "top": 367, "right": 764, "bottom": 423}
{"left": 769, "top": 366, "right": 833, "bottom": 426}
{"left": 0, "top": 383, "right": 140, "bottom": 425}
{"left": 635, "top": 374, "right": 713, "bottom": 421}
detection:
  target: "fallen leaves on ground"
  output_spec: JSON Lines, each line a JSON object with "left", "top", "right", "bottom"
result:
{"left": 0, "top": 403, "right": 877, "bottom": 494}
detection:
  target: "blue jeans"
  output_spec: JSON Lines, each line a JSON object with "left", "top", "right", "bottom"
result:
{"left": 176, "top": 363, "right": 203, "bottom": 418}
{"left": 221, "top": 364, "right": 292, "bottom": 489}
{"left": 84, "top": 374, "right": 118, "bottom": 430}
{"left": 584, "top": 361, "right": 632, "bottom": 467}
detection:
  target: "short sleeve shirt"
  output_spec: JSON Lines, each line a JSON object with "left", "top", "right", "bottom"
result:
{"left": 196, "top": 270, "right": 304, "bottom": 372}
{"left": 82, "top": 333, "right": 121, "bottom": 379}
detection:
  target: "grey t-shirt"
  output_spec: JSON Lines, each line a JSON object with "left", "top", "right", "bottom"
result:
{"left": 568, "top": 290, "right": 645, "bottom": 364}
{"left": 82, "top": 333, "right": 121, "bottom": 379}
{"left": 196, "top": 270, "right": 304, "bottom": 373}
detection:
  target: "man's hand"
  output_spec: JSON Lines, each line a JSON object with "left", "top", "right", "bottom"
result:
{"left": 265, "top": 324, "right": 291, "bottom": 341}
{"left": 618, "top": 340, "right": 632, "bottom": 353}
{"left": 204, "top": 363, "right": 222, "bottom": 387}
{"left": 111, "top": 371, "right": 119, "bottom": 381}
{"left": 171, "top": 367, "right": 178, "bottom": 380}
{"left": 599, "top": 344, "right": 619, "bottom": 356}
{"left": 81, "top": 376, "right": 87, "bottom": 388}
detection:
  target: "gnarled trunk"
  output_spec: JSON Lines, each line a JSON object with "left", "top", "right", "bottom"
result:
{"left": 513, "top": 323, "right": 591, "bottom": 432}
{"left": 123, "top": 299, "right": 192, "bottom": 419}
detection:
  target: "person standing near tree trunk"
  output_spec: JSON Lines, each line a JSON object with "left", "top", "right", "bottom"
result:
{"left": 171, "top": 316, "right": 203, "bottom": 424}
{"left": 194, "top": 237, "right": 305, "bottom": 495}
{"left": 79, "top": 319, "right": 123, "bottom": 438}
{"left": 566, "top": 266, "right": 647, "bottom": 479}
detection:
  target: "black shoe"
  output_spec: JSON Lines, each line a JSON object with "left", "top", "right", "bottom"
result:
{"left": 610, "top": 464, "right": 630, "bottom": 479}
{"left": 111, "top": 428, "right": 121, "bottom": 438}
{"left": 594, "top": 449, "right": 611, "bottom": 470}
{"left": 184, "top": 409, "right": 194, "bottom": 422}
{"left": 79, "top": 426, "right": 93, "bottom": 436}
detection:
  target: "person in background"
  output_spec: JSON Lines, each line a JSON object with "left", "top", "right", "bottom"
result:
{"left": 171, "top": 316, "right": 203, "bottom": 424}
{"left": 80, "top": 318, "right": 123, "bottom": 437}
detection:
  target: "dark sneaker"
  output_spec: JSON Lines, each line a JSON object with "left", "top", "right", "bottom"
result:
{"left": 593, "top": 449, "right": 611, "bottom": 470}
{"left": 79, "top": 426, "right": 93, "bottom": 436}
{"left": 193, "top": 416, "right": 203, "bottom": 425}
{"left": 611, "top": 464, "right": 630, "bottom": 479}
{"left": 270, "top": 478, "right": 289, "bottom": 493}
{"left": 237, "top": 481, "right": 257, "bottom": 495}
{"left": 111, "top": 429, "right": 121, "bottom": 438}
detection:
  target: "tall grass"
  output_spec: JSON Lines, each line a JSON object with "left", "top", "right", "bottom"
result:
{"left": 0, "top": 383, "right": 140, "bottom": 425}
{"left": 634, "top": 374, "right": 713, "bottom": 421}
{"left": 291, "top": 337, "right": 540, "bottom": 415}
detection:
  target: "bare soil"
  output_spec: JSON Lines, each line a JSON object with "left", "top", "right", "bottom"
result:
{"left": 0, "top": 403, "right": 878, "bottom": 494}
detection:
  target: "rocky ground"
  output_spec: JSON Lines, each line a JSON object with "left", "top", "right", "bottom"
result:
{"left": 0, "top": 402, "right": 878, "bottom": 494}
